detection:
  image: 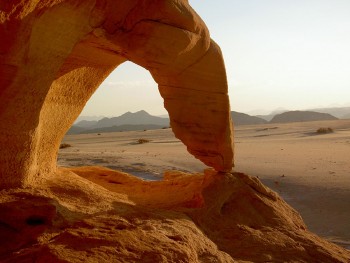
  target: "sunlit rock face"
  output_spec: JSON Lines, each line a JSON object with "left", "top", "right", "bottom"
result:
{"left": 1, "top": 1, "right": 349, "bottom": 262}
{"left": 1, "top": 168, "right": 349, "bottom": 262}
{"left": 0, "top": 0, "right": 233, "bottom": 188}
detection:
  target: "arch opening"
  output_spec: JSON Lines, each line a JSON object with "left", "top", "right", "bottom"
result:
{"left": 0, "top": 0, "right": 234, "bottom": 188}
{"left": 58, "top": 62, "right": 207, "bottom": 180}
{"left": 77, "top": 61, "right": 166, "bottom": 119}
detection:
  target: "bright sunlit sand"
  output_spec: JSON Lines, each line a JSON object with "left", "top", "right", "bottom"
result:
{"left": 59, "top": 119, "right": 350, "bottom": 249}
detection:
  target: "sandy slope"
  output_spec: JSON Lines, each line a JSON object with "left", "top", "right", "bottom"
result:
{"left": 234, "top": 119, "right": 350, "bottom": 248}
{"left": 59, "top": 119, "right": 350, "bottom": 249}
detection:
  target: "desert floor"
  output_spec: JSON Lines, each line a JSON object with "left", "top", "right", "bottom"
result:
{"left": 59, "top": 119, "right": 350, "bottom": 249}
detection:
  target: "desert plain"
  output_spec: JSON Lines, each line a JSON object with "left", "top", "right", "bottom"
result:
{"left": 59, "top": 119, "right": 350, "bottom": 250}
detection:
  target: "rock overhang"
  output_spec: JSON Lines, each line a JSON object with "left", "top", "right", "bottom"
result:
{"left": 0, "top": 0, "right": 233, "bottom": 188}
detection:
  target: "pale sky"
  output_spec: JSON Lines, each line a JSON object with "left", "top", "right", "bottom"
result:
{"left": 80, "top": 0, "right": 350, "bottom": 117}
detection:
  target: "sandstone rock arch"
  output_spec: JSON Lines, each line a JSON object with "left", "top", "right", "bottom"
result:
{"left": 1, "top": 1, "right": 350, "bottom": 262}
{"left": 0, "top": 0, "right": 233, "bottom": 188}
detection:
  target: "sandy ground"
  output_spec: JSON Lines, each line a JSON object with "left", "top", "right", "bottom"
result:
{"left": 59, "top": 119, "right": 350, "bottom": 249}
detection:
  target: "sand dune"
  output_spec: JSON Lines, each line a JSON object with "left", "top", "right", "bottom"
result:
{"left": 59, "top": 119, "right": 350, "bottom": 249}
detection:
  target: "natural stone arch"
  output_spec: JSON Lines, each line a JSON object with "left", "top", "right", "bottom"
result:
{"left": 0, "top": 0, "right": 233, "bottom": 188}
{"left": 1, "top": 2, "right": 350, "bottom": 262}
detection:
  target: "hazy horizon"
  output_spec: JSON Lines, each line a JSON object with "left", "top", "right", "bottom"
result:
{"left": 79, "top": 0, "right": 350, "bottom": 117}
{"left": 76, "top": 105, "right": 350, "bottom": 121}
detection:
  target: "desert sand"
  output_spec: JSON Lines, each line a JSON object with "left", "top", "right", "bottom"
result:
{"left": 59, "top": 119, "right": 350, "bottom": 249}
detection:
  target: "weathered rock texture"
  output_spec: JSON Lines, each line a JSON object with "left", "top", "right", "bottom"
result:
{"left": 0, "top": 0, "right": 233, "bottom": 188}
{"left": 0, "top": 168, "right": 349, "bottom": 262}
{"left": 1, "top": 1, "right": 349, "bottom": 262}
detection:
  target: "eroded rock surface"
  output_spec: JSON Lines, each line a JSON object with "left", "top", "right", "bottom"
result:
{"left": 0, "top": 1, "right": 349, "bottom": 262}
{"left": 0, "top": 0, "right": 233, "bottom": 188}
{"left": 0, "top": 168, "right": 349, "bottom": 262}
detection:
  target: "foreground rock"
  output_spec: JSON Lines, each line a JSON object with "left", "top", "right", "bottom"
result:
{"left": 0, "top": 168, "right": 348, "bottom": 262}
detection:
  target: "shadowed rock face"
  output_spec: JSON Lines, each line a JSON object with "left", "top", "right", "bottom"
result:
{"left": 0, "top": 0, "right": 233, "bottom": 188}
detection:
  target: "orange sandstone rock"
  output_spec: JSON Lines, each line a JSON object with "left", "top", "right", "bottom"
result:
{"left": 0, "top": 0, "right": 233, "bottom": 188}
{"left": 0, "top": 168, "right": 349, "bottom": 262}
{"left": 0, "top": 1, "right": 349, "bottom": 263}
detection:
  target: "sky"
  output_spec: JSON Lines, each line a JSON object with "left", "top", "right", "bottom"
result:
{"left": 80, "top": 0, "right": 350, "bottom": 117}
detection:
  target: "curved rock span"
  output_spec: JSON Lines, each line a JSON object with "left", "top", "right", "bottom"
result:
{"left": 0, "top": 0, "right": 233, "bottom": 188}
{"left": 0, "top": 1, "right": 349, "bottom": 262}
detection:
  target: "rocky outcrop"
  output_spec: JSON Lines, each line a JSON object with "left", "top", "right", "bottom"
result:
{"left": 0, "top": 0, "right": 233, "bottom": 188}
{"left": 0, "top": 168, "right": 349, "bottom": 262}
{"left": 1, "top": 1, "right": 349, "bottom": 262}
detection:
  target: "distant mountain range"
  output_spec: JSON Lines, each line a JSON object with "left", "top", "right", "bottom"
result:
{"left": 256, "top": 106, "right": 350, "bottom": 121}
{"left": 231, "top": 111, "right": 267, "bottom": 125}
{"left": 270, "top": 111, "right": 338, "bottom": 123}
{"left": 307, "top": 107, "right": 350, "bottom": 119}
{"left": 74, "top": 115, "right": 105, "bottom": 123}
{"left": 68, "top": 108, "right": 346, "bottom": 135}
{"left": 75, "top": 110, "right": 169, "bottom": 128}
{"left": 67, "top": 110, "right": 169, "bottom": 134}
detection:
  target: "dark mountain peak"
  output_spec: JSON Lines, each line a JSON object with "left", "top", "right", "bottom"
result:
{"left": 120, "top": 111, "right": 132, "bottom": 117}
{"left": 231, "top": 111, "right": 267, "bottom": 126}
{"left": 270, "top": 111, "right": 338, "bottom": 123}
{"left": 134, "top": 110, "right": 150, "bottom": 116}
{"left": 119, "top": 110, "right": 150, "bottom": 117}
{"left": 90, "top": 110, "right": 169, "bottom": 129}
